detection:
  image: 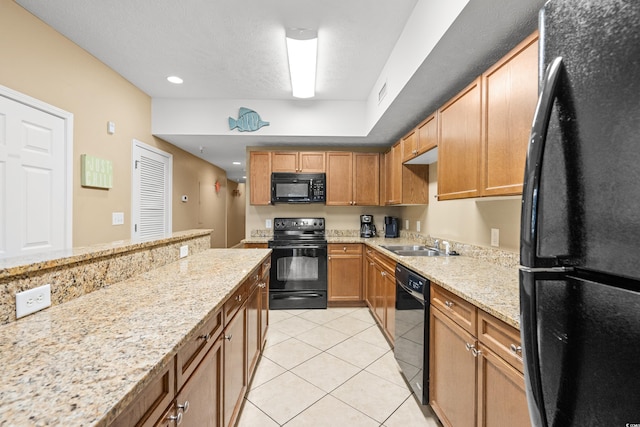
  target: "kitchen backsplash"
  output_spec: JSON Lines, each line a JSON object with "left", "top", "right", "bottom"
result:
{"left": 0, "top": 230, "right": 212, "bottom": 325}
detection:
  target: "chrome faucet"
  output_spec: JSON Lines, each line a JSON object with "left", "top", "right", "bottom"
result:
{"left": 433, "top": 239, "right": 440, "bottom": 251}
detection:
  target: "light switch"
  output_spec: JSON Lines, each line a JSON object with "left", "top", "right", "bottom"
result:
{"left": 112, "top": 212, "right": 124, "bottom": 225}
{"left": 491, "top": 228, "right": 500, "bottom": 247}
{"left": 107, "top": 121, "right": 115, "bottom": 135}
{"left": 417, "top": 221, "right": 421, "bottom": 232}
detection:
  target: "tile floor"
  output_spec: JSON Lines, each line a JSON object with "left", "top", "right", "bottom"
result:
{"left": 237, "top": 307, "right": 442, "bottom": 426}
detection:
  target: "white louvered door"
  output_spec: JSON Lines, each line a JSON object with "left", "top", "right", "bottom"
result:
{"left": 132, "top": 140, "right": 172, "bottom": 240}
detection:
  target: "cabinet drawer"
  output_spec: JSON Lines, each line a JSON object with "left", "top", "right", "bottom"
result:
{"left": 261, "top": 258, "right": 271, "bottom": 278}
{"left": 478, "top": 310, "right": 523, "bottom": 373}
{"left": 176, "top": 309, "right": 223, "bottom": 389}
{"left": 374, "top": 251, "right": 395, "bottom": 274}
{"left": 430, "top": 284, "right": 477, "bottom": 334}
{"left": 328, "top": 243, "right": 362, "bottom": 255}
{"left": 109, "top": 358, "right": 175, "bottom": 427}
{"left": 225, "top": 282, "right": 248, "bottom": 322}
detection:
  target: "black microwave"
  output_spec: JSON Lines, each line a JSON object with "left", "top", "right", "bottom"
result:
{"left": 271, "top": 173, "right": 326, "bottom": 204}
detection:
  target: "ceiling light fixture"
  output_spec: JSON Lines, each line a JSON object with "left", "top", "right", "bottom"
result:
{"left": 286, "top": 28, "right": 318, "bottom": 99}
{"left": 167, "top": 76, "right": 183, "bottom": 84}
{"left": 232, "top": 161, "right": 241, "bottom": 165}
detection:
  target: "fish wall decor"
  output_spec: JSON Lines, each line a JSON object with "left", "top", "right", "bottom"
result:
{"left": 228, "top": 107, "right": 270, "bottom": 132}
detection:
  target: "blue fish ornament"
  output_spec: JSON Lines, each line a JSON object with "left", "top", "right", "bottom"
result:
{"left": 228, "top": 107, "right": 270, "bottom": 132}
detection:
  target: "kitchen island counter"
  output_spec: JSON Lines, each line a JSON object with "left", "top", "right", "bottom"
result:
{"left": 0, "top": 248, "right": 271, "bottom": 426}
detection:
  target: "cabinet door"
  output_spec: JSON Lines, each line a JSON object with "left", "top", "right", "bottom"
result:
{"left": 364, "top": 251, "right": 376, "bottom": 311}
{"left": 481, "top": 33, "right": 539, "bottom": 196}
{"left": 401, "top": 129, "right": 418, "bottom": 162}
{"left": 299, "top": 152, "right": 325, "bottom": 172}
{"left": 177, "top": 338, "right": 223, "bottom": 427}
{"left": 382, "top": 265, "right": 396, "bottom": 345}
{"left": 352, "top": 153, "right": 380, "bottom": 206}
{"left": 259, "top": 268, "right": 269, "bottom": 350}
{"left": 223, "top": 308, "right": 246, "bottom": 427}
{"left": 373, "top": 263, "right": 387, "bottom": 328}
{"left": 271, "top": 151, "right": 298, "bottom": 172}
{"left": 326, "top": 152, "right": 353, "bottom": 205}
{"left": 247, "top": 284, "right": 260, "bottom": 380}
{"left": 477, "top": 344, "right": 531, "bottom": 427}
{"left": 438, "top": 77, "right": 482, "bottom": 200}
{"left": 430, "top": 306, "right": 477, "bottom": 427}
{"left": 389, "top": 142, "right": 402, "bottom": 204}
{"left": 417, "top": 113, "right": 438, "bottom": 155}
{"left": 249, "top": 151, "right": 272, "bottom": 205}
{"left": 328, "top": 244, "right": 363, "bottom": 302}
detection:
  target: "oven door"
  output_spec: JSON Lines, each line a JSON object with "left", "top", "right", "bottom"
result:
{"left": 269, "top": 244, "right": 327, "bottom": 291}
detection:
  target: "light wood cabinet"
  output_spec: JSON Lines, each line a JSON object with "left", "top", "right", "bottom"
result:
{"left": 402, "top": 113, "right": 438, "bottom": 163}
{"left": 272, "top": 151, "right": 325, "bottom": 173}
{"left": 249, "top": 151, "right": 272, "bottom": 205}
{"left": 223, "top": 304, "right": 246, "bottom": 427}
{"left": 363, "top": 247, "right": 396, "bottom": 344}
{"left": 437, "top": 77, "right": 483, "bottom": 200}
{"left": 429, "top": 283, "right": 530, "bottom": 427}
{"left": 328, "top": 244, "right": 363, "bottom": 304}
{"left": 246, "top": 273, "right": 261, "bottom": 381}
{"left": 481, "top": 32, "right": 539, "bottom": 196}
{"left": 386, "top": 141, "right": 429, "bottom": 205}
{"left": 326, "top": 152, "right": 379, "bottom": 206}
{"left": 243, "top": 243, "right": 268, "bottom": 249}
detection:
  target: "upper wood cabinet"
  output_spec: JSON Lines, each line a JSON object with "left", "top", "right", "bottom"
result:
{"left": 481, "top": 32, "right": 539, "bottom": 196}
{"left": 437, "top": 77, "right": 483, "bottom": 200}
{"left": 249, "top": 151, "right": 272, "bottom": 205}
{"left": 402, "top": 113, "right": 438, "bottom": 163}
{"left": 386, "top": 141, "right": 429, "bottom": 205}
{"left": 326, "top": 152, "right": 379, "bottom": 206}
{"left": 272, "top": 151, "right": 325, "bottom": 173}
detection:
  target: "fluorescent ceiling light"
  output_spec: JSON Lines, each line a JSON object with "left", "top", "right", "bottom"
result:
{"left": 232, "top": 161, "right": 241, "bottom": 165}
{"left": 167, "top": 76, "right": 183, "bottom": 84}
{"left": 286, "top": 29, "right": 317, "bottom": 99}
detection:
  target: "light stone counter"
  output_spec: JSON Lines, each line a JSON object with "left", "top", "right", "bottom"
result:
{"left": 0, "top": 248, "right": 271, "bottom": 427}
{"left": 244, "top": 234, "right": 521, "bottom": 329}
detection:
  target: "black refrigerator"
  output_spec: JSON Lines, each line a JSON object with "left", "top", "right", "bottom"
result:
{"left": 520, "top": 0, "right": 640, "bottom": 426}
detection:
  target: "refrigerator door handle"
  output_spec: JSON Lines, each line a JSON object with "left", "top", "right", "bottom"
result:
{"left": 520, "top": 57, "right": 564, "bottom": 268}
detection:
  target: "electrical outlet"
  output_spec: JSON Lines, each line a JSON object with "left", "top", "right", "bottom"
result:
{"left": 491, "top": 228, "right": 500, "bottom": 247}
{"left": 180, "top": 245, "right": 189, "bottom": 258}
{"left": 266, "top": 219, "right": 272, "bottom": 229}
{"left": 112, "top": 212, "right": 124, "bottom": 225}
{"left": 405, "top": 219, "right": 409, "bottom": 230}
{"left": 417, "top": 221, "right": 421, "bottom": 232}
{"left": 16, "top": 284, "right": 52, "bottom": 319}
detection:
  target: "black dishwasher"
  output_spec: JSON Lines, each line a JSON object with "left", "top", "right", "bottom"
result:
{"left": 394, "top": 263, "right": 429, "bottom": 404}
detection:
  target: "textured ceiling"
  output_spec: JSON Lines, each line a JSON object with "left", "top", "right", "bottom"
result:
{"left": 16, "top": 0, "right": 545, "bottom": 182}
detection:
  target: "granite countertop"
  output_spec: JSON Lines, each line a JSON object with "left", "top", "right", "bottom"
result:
{"left": 0, "top": 248, "right": 271, "bottom": 427}
{"left": 244, "top": 235, "right": 520, "bottom": 329}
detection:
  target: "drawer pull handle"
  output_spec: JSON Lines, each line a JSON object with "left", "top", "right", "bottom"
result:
{"left": 198, "top": 333, "right": 211, "bottom": 342}
{"left": 177, "top": 400, "right": 190, "bottom": 413}
{"left": 445, "top": 300, "right": 454, "bottom": 308}
{"left": 225, "top": 334, "right": 233, "bottom": 341}
{"left": 510, "top": 344, "right": 523, "bottom": 355}
{"left": 235, "top": 294, "right": 242, "bottom": 302}
{"left": 381, "top": 271, "right": 387, "bottom": 277}
{"left": 167, "top": 412, "right": 183, "bottom": 425}
{"left": 259, "top": 282, "right": 267, "bottom": 288}
{"left": 465, "top": 342, "right": 475, "bottom": 352}
{"left": 471, "top": 348, "right": 482, "bottom": 358}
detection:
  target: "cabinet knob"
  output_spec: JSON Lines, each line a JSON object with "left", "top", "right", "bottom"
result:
{"left": 198, "top": 333, "right": 211, "bottom": 342}
{"left": 444, "top": 300, "right": 454, "bottom": 308}
{"left": 343, "top": 246, "right": 347, "bottom": 252}
{"left": 225, "top": 334, "right": 233, "bottom": 341}
{"left": 471, "top": 347, "right": 482, "bottom": 358}
{"left": 259, "top": 282, "right": 267, "bottom": 288}
{"left": 177, "top": 401, "right": 190, "bottom": 414}
{"left": 235, "top": 294, "right": 242, "bottom": 302}
{"left": 381, "top": 271, "right": 386, "bottom": 277}
{"left": 510, "top": 344, "right": 523, "bottom": 355}
{"left": 166, "top": 412, "right": 183, "bottom": 425}
{"left": 465, "top": 342, "right": 475, "bottom": 352}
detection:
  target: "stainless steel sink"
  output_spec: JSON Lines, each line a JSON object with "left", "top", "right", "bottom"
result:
{"left": 379, "top": 245, "right": 441, "bottom": 257}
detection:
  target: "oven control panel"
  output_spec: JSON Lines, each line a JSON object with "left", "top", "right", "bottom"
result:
{"left": 273, "top": 217, "right": 325, "bottom": 231}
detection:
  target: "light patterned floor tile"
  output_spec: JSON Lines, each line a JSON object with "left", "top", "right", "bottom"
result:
{"left": 247, "top": 371, "right": 325, "bottom": 425}
{"left": 298, "top": 308, "right": 346, "bottom": 325}
{"left": 264, "top": 329, "right": 292, "bottom": 348}
{"left": 346, "top": 308, "right": 377, "bottom": 324}
{"left": 236, "top": 400, "right": 279, "bottom": 427}
{"left": 353, "top": 324, "right": 392, "bottom": 349}
{"left": 270, "top": 315, "right": 319, "bottom": 337}
{"left": 269, "top": 309, "right": 295, "bottom": 324}
{"left": 295, "top": 325, "right": 350, "bottom": 351}
{"left": 383, "top": 395, "right": 441, "bottom": 427}
{"left": 365, "top": 350, "right": 407, "bottom": 387}
{"left": 323, "top": 315, "right": 372, "bottom": 336}
{"left": 262, "top": 337, "right": 322, "bottom": 370}
{"left": 326, "top": 336, "right": 389, "bottom": 369}
{"left": 291, "top": 352, "right": 360, "bottom": 393}
{"left": 249, "top": 356, "right": 287, "bottom": 390}
{"left": 332, "top": 371, "right": 411, "bottom": 423}
{"left": 285, "top": 395, "right": 379, "bottom": 427}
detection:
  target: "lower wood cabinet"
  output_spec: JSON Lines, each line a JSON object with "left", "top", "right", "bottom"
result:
{"left": 328, "top": 244, "right": 363, "bottom": 304}
{"left": 110, "top": 259, "right": 270, "bottom": 427}
{"left": 429, "top": 283, "right": 530, "bottom": 427}
{"left": 363, "top": 246, "right": 395, "bottom": 345}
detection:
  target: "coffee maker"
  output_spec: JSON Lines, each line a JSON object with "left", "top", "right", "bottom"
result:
{"left": 384, "top": 216, "right": 400, "bottom": 238}
{"left": 360, "top": 215, "right": 376, "bottom": 238}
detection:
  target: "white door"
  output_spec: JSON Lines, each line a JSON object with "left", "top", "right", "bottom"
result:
{"left": 132, "top": 140, "right": 172, "bottom": 240}
{"left": 0, "top": 91, "right": 71, "bottom": 258}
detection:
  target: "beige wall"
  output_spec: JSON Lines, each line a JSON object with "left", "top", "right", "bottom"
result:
{"left": 401, "top": 163, "right": 521, "bottom": 252}
{"left": 1, "top": 1, "right": 227, "bottom": 247}
{"left": 226, "top": 182, "right": 246, "bottom": 247}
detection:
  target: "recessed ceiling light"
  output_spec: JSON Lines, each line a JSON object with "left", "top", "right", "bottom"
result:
{"left": 167, "top": 76, "right": 183, "bottom": 84}
{"left": 233, "top": 161, "right": 241, "bottom": 165}
{"left": 243, "top": 176, "right": 246, "bottom": 179}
